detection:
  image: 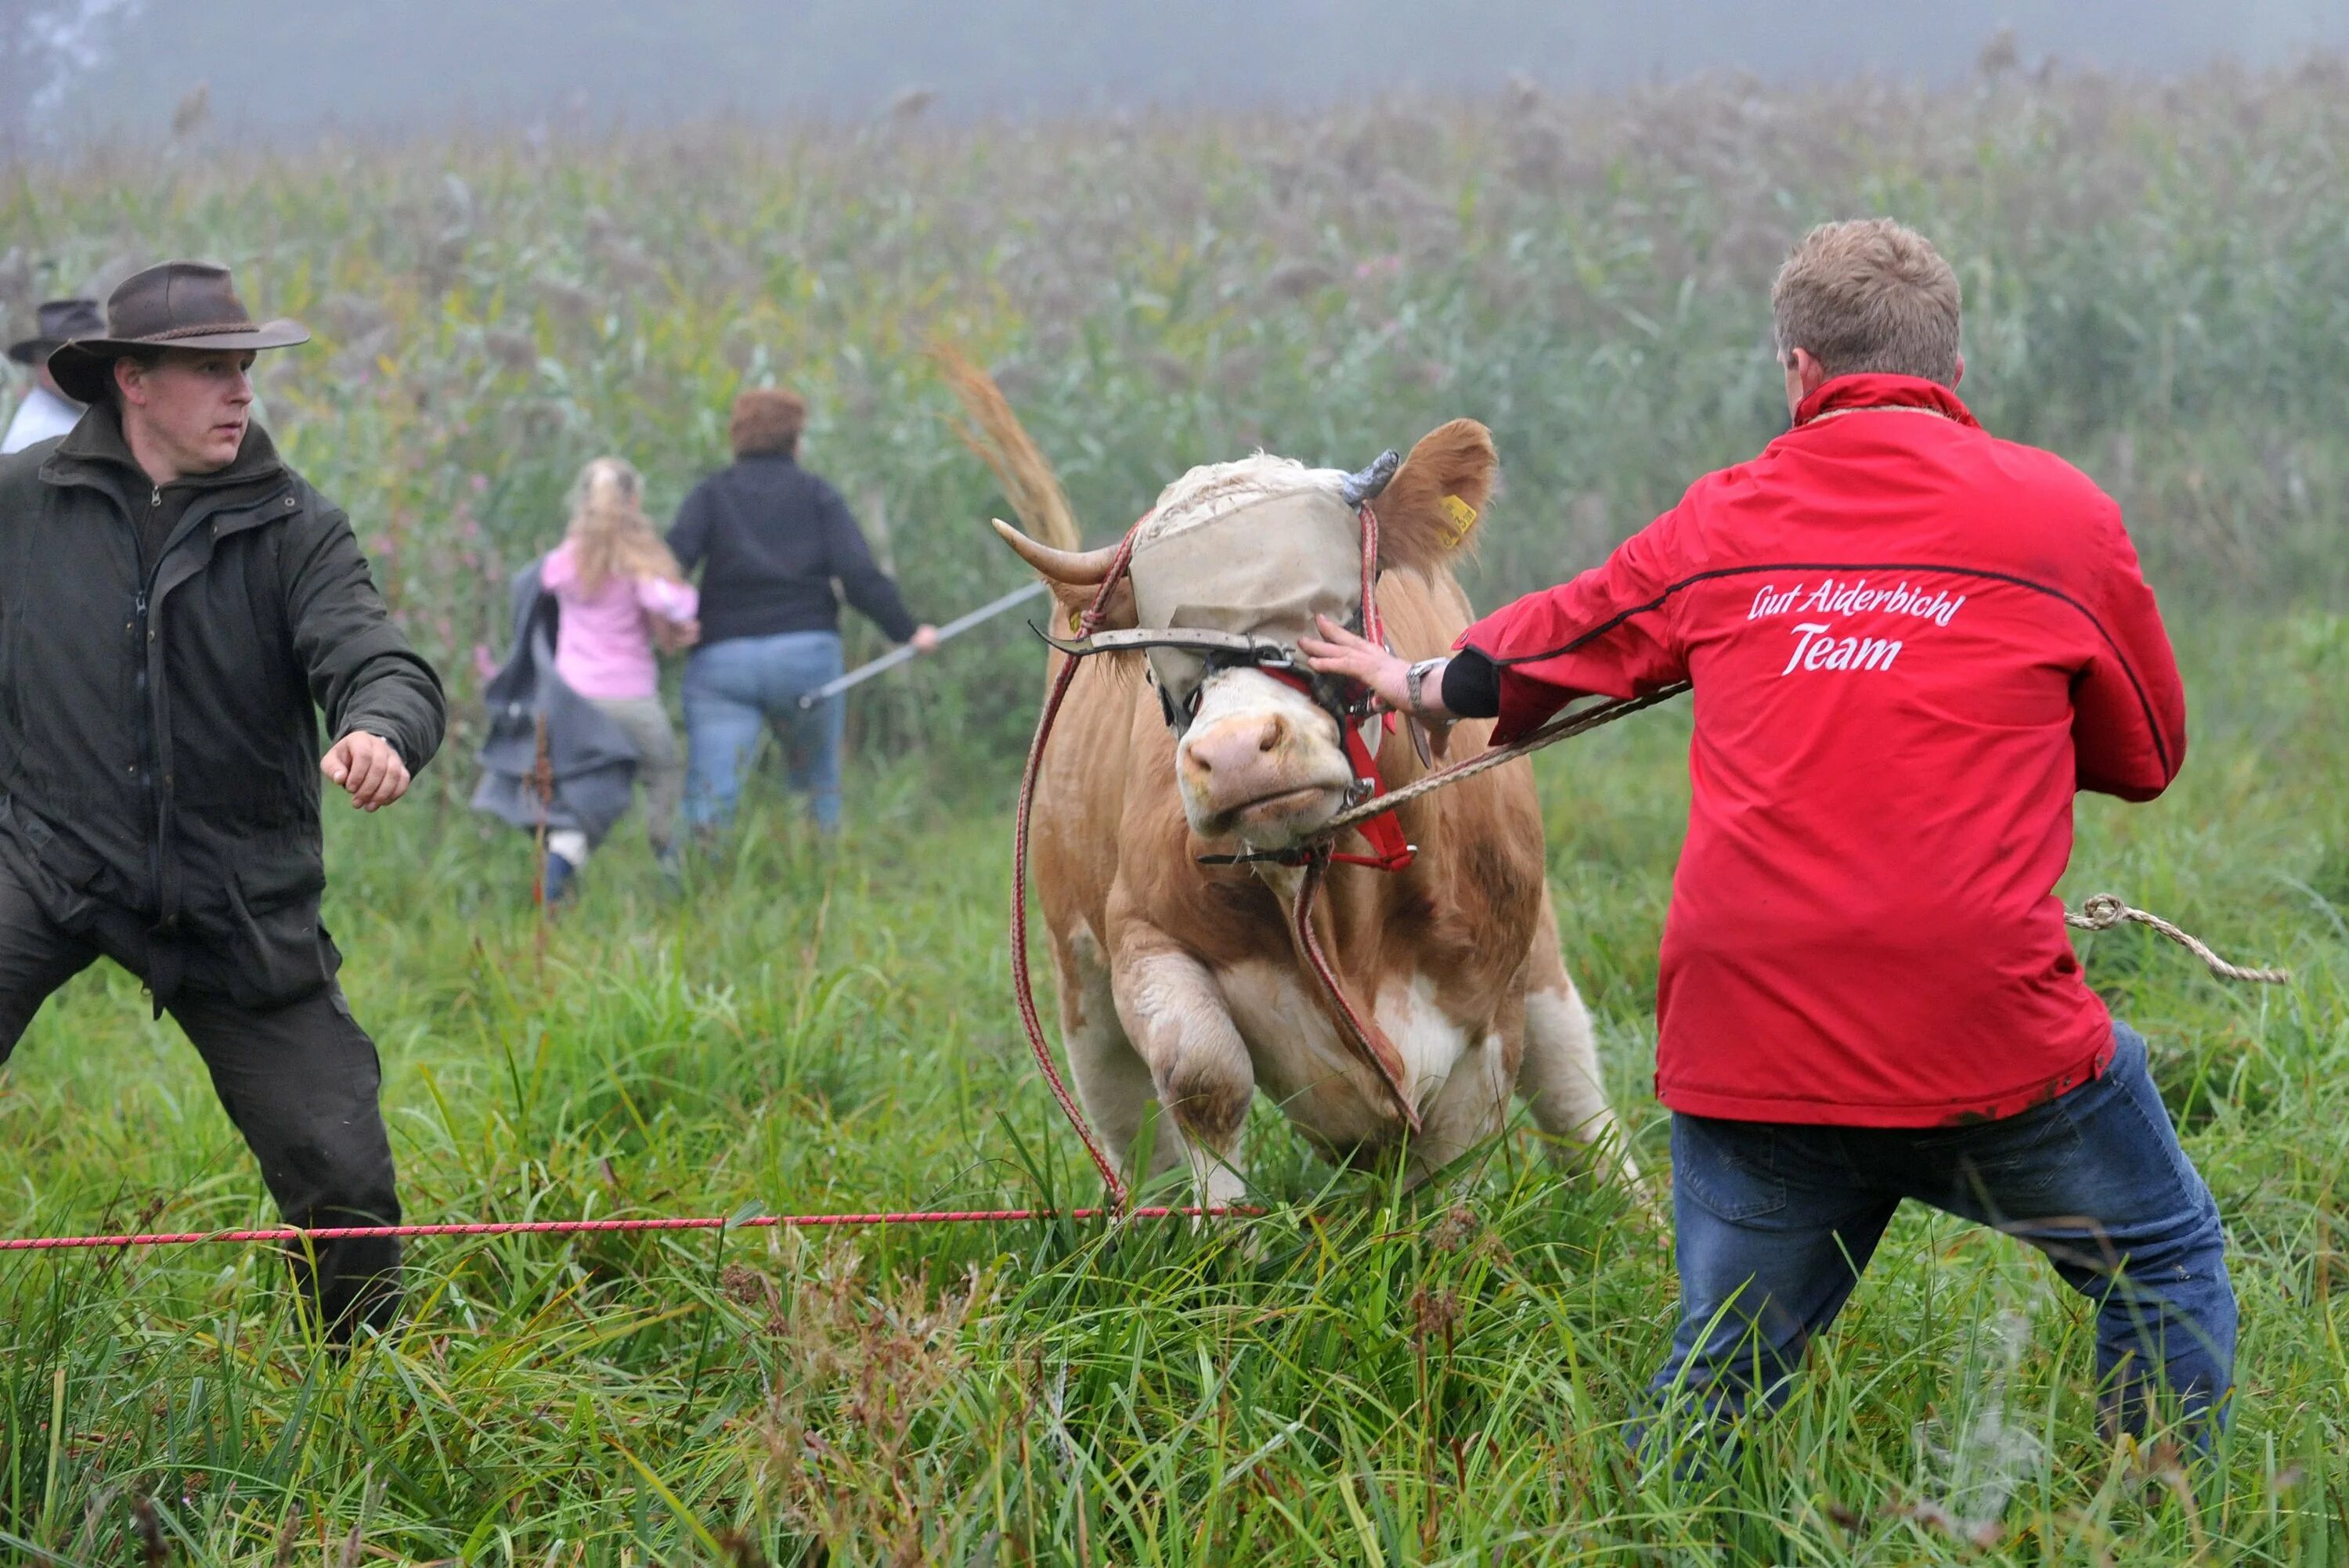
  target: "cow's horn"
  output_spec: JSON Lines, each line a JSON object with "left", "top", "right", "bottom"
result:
{"left": 1340, "top": 449, "right": 1401, "bottom": 508}
{"left": 991, "top": 517, "right": 1120, "bottom": 584}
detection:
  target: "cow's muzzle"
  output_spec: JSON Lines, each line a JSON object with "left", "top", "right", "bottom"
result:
{"left": 1176, "top": 672, "right": 1354, "bottom": 845}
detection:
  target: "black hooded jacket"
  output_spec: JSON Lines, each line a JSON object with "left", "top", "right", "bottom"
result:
{"left": 667, "top": 454, "right": 917, "bottom": 646}
{"left": 0, "top": 409, "right": 445, "bottom": 1006}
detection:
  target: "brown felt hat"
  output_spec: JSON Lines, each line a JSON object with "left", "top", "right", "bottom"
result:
{"left": 7, "top": 298, "right": 105, "bottom": 367}
{"left": 48, "top": 261, "right": 309, "bottom": 404}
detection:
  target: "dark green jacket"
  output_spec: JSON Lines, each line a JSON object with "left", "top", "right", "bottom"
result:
{"left": 0, "top": 409, "right": 444, "bottom": 1007}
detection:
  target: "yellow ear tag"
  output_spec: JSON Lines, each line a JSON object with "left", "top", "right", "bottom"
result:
{"left": 1068, "top": 604, "right": 1085, "bottom": 636}
{"left": 1438, "top": 493, "right": 1479, "bottom": 548}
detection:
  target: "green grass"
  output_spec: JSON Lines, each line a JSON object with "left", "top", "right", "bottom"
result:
{"left": 0, "top": 607, "right": 2340, "bottom": 1563}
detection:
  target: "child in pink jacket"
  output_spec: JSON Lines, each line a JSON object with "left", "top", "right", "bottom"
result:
{"left": 539, "top": 456, "right": 699, "bottom": 899}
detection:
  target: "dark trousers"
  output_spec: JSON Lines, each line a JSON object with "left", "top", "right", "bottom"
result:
{"left": 1648, "top": 1022, "right": 2234, "bottom": 1451}
{"left": 0, "top": 861, "right": 401, "bottom": 1338}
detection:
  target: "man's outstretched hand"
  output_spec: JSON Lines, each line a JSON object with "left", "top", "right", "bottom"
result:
{"left": 321, "top": 731, "right": 411, "bottom": 811}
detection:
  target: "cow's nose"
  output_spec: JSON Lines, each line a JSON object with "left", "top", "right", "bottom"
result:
{"left": 1183, "top": 712, "right": 1288, "bottom": 783}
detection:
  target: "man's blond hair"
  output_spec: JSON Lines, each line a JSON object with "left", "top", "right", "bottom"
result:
{"left": 1771, "top": 218, "right": 1961, "bottom": 386}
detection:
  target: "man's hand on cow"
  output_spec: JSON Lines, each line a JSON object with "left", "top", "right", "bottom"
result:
{"left": 320, "top": 730, "right": 411, "bottom": 812}
{"left": 1301, "top": 615, "right": 1449, "bottom": 719}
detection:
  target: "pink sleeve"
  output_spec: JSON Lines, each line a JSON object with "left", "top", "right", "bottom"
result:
{"left": 635, "top": 575, "right": 699, "bottom": 622}
{"left": 539, "top": 540, "right": 577, "bottom": 592}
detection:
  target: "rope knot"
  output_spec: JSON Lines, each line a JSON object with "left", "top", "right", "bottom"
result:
{"left": 2072, "top": 893, "right": 2129, "bottom": 930}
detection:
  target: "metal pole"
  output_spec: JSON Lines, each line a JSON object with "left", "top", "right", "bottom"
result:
{"left": 797, "top": 579, "right": 1049, "bottom": 708}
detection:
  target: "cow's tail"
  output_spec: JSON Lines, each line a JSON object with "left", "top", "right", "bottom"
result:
{"left": 932, "top": 341, "right": 1084, "bottom": 551}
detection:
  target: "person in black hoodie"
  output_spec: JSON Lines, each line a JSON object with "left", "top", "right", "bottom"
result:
{"left": 668, "top": 388, "right": 935, "bottom": 833}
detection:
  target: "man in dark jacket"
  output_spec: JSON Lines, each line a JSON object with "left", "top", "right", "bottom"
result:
{"left": 669, "top": 387, "right": 935, "bottom": 832}
{"left": 0, "top": 262, "right": 445, "bottom": 1339}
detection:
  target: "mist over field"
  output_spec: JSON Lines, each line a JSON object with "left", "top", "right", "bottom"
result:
{"left": 1, "top": 12, "right": 2346, "bottom": 1564}
{"left": 8, "top": 0, "right": 2349, "bottom": 146}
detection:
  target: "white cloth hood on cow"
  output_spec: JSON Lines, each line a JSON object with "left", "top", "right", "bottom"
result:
{"left": 1130, "top": 456, "right": 1365, "bottom": 708}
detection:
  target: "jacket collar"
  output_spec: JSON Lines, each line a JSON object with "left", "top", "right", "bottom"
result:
{"left": 41, "top": 403, "right": 287, "bottom": 497}
{"left": 1793, "top": 373, "right": 1979, "bottom": 430}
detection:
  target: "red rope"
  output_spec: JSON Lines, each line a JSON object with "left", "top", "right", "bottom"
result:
{"left": 0, "top": 1206, "right": 1257, "bottom": 1253}
{"left": 1287, "top": 852, "right": 1421, "bottom": 1132}
{"left": 1008, "top": 522, "right": 1148, "bottom": 1209}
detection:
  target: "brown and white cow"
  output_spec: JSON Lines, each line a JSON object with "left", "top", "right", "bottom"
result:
{"left": 1000, "top": 420, "right": 1635, "bottom": 1203}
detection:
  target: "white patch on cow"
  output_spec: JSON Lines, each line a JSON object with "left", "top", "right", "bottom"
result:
{"left": 1376, "top": 971, "right": 1470, "bottom": 1105}
{"left": 1216, "top": 961, "right": 1376, "bottom": 1155}
{"left": 1250, "top": 861, "right": 1305, "bottom": 903}
{"left": 1186, "top": 668, "right": 1338, "bottom": 749}
{"left": 1214, "top": 961, "right": 1485, "bottom": 1163}
{"left": 1412, "top": 1027, "right": 1516, "bottom": 1179}
{"left": 1066, "top": 921, "right": 1107, "bottom": 1030}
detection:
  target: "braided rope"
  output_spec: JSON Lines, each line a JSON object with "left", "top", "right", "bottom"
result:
{"left": 1313, "top": 681, "right": 1693, "bottom": 841}
{"left": 2065, "top": 894, "right": 2292, "bottom": 984}
{"left": 1310, "top": 681, "right": 2289, "bottom": 987}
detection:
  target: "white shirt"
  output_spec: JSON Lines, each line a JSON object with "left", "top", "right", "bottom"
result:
{"left": 1, "top": 384, "right": 85, "bottom": 455}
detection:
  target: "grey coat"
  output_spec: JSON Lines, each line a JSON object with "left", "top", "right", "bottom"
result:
{"left": 470, "top": 560, "right": 638, "bottom": 848}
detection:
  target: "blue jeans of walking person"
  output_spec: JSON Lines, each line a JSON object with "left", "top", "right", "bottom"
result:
{"left": 1647, "top": 1022, "right": 2234, "bottom": 1452}
{"left": 682, "top": 631, "right": 845, "bottom": 832}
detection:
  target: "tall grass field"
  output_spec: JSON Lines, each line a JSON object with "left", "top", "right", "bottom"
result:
{"left": 2, "top": 62, "right": 2346, "bottom": 1563}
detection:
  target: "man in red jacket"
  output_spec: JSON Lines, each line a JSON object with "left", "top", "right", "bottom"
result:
{"left": 1303, "top": 218, "right": 2232, "bottom": 1447}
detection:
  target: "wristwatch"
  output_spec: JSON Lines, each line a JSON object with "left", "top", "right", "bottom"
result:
{"left": 1404, "top": 658, "right": 1448, "bottom": 718}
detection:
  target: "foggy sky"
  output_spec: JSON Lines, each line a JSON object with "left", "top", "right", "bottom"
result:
{"left": 30, "top": 0, "right": 2349, "bottom": 146}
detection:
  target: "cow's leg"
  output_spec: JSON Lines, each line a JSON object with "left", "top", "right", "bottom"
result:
{"left": 1517, "top": 893, "right": 1643, "bottom": 1187}
{"left": 1054, "top": 921, "right": 1176, "bottom": 1184}
{"left": 1110, "top": 927, "right": 1253, "bottom": 1206}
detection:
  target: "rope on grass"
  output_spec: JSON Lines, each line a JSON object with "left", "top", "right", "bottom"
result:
{"left": 0, "top": 1206, "right": 1258, "bottom": 1254}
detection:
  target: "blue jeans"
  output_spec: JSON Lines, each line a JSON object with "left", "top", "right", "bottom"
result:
{"left": 681, "top": 632, "right": 845, "bottom": 832}
{"left": 1650, "top": 1022, "right": 2234, "bottom": 1447}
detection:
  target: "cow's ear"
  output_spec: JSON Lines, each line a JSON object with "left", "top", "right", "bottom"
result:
{"left": 1042, "top": 576, "right": 1138, "bottom": 636}
{"left": 1371, "top": 418, "right": 1496, "bottom": 575}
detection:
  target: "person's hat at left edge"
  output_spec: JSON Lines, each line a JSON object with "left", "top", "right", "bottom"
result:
{"left": 6, "top": 297, "right": 105, "bottom": 368}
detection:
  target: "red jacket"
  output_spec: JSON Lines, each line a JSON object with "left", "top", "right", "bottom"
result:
{"left": 1461, "top": 373, "right": 2185, "bottom": 1126}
